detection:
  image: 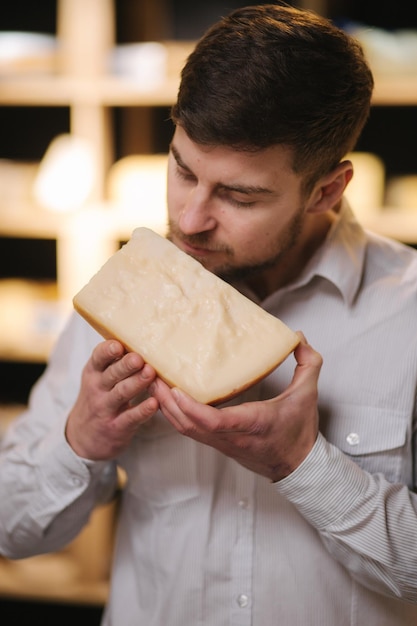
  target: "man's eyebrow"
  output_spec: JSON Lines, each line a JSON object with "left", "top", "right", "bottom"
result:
{"left": 170, "top": 141, "right": 274, "bottom": 196}
{"left": 217, "top": 182, "right": 274, "bottom": 196}
{"left": 170, "top": 142, "right": 191, "bottom": 172}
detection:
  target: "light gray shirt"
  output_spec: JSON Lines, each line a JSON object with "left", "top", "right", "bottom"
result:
{"left": 1, "top": 200, "right": 417, "bottom": 625}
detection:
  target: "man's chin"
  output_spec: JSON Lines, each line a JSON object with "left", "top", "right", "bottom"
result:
{"left": 211, "top": 264, "right": 255, "bottom": 284}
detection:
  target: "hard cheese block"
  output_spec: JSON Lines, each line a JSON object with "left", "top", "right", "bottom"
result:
{"left": 73, "top": 227, "right": 299, "bottom": 404}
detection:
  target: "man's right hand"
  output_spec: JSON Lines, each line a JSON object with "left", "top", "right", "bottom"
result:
{"left": 65, "top": 340, "right": 159, "bottom": 460}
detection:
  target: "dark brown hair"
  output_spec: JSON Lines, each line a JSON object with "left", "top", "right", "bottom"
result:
{"left": 171, "top": 3, "right": 374, "bottom": 191}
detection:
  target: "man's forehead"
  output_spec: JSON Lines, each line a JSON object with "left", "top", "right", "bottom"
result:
{"left": 170, "top": 129, "right": 297, "bottom": 184}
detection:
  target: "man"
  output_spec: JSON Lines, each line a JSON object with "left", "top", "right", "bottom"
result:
{"left": 2, "top": 4, "right": 417, "bottom": 625}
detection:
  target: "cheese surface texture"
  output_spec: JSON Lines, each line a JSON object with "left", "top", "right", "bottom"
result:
{"left": 73, "top": 227, "right": 299, "bottom": 404}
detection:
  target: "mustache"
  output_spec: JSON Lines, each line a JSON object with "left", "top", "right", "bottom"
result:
{"left": 168, "top": 221, "right": 233, "bottom": 255}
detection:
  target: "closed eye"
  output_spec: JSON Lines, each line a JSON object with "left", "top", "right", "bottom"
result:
{"left": 217, "top": 182, "right": 272, "bottom": 209}
{"left": 227, "top": 196, "right": 256, "bottom": 208}
{"left": 175, "top": 165, "right": 197, "bottom": 183}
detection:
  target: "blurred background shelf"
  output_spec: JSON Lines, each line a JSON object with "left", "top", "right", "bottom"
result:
{"left": 372, "top": 76, "right": 417, "bottom": 106}
{"left": 0, "top": 75, "right": 182, "bottom": 106}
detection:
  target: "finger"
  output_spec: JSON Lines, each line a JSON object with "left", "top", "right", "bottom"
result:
{"left": 150, "top": 379, "right": 216, "bottom": 432}
{"left": 261, "top": 335, "right": 322, "bottom": 419}
{"left": 106, "top": 363, "right": 156, "bottom": 412}
{"left": 149, "top": 377, "right": 171, "bottom": 402}
{"left": 152, "top": 379, "right": 251, "bottom": 435}
{"left": 150, "top": 378, "right": 188, "bottom": 423}
{"left": 117, "top": 395, "right": 159, "bottom": 432}
{"left": 91, "top": 340, "right": 126, "bottom": 372}
{"left": 100, "top": 351, "right": 148, "bottom": 393}
{"left": 294, "top": 333, "right": 323, "bottom": 379}
{"left": 207, "top": 337, "right": 323, "bottom": 433}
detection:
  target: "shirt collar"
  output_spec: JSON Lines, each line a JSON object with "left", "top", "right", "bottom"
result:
{"left": 287, "top": 197, "right": 367, "bottom": 306}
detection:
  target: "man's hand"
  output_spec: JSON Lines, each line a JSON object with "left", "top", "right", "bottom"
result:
{"left": 66, "top": 340, "right": 159, "bottom": 460}
{"left": 150, "top": 335, "right": 322, "bottom": 482}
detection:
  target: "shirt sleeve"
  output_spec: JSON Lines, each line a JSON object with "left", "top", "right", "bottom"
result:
{"left": 274, "top": 432, "right": 417, "bottom": 602}
{"left": 0, "top": 313, "right": 118, "bottom": 559}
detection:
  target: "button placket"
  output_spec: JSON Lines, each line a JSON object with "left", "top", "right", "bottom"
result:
{"left": 230, "top": 469, "right": 255, "bottom": 625}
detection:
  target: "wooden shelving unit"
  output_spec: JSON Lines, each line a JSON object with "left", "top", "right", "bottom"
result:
{"left": 0, "top": 0, "right": 172, "bottom": 607}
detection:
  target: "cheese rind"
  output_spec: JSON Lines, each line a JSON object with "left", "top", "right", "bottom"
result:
{"left": 73, "top": 227, "right": 300, "bottom": 404}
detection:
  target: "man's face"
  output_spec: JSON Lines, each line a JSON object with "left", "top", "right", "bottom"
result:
{"left": 166, "top": 126, "right": 309, "bottom": 286}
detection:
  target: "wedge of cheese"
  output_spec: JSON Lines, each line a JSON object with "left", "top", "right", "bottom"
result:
{"left": 73, "top": 227, "right": 299, "bottom": 404}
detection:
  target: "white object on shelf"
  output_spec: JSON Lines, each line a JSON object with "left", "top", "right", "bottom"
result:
{"left": 33, "top": 134, "right": 98, "bottom": 212}
{"left": 110, "top": 42, "right": 167, "bottom": 88}
{"left": 350, "top": 25, "right": 417, "bottom": 75}
{"left": 0, "top": 31, "right": 57, "bottom": 75}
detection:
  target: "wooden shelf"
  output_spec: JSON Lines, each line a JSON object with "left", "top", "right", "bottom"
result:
{"left": 0, "top": 557, "right": 108, "bottom": 606}
{"left": 0, "top": 204, "right": 70, "bottom": 238}
{"left": 0, "top": 70, "right": 415, "bottom": 108}
{"left": 0, "top": 35, "right": 194, "bottom": 108}
{"left": 0, "top": 202, "right": 166, "bottom": 241}
{"left": 0, "top": 74, "right": 181, "bottom": 107}
{"left": 361, "top": 208, "right": 417, "bottom": 244}
{"left": 372, "top": 75, "right": 417, "bottom": 106}
{"left": 0, "top": 279, "right": 67, "bottom": 363}
{"left": 0, "top": 76, "right": 178, "bottom": 107}
{"left": 0, "top": 501, "right": 115, "bottom": 606}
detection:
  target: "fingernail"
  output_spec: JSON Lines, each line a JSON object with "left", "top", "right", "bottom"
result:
{"left": 109, "top": 341, "right": 120, "bottom": 355}
{"left": 172, "top": 388, "right": 183, "bottom": 401}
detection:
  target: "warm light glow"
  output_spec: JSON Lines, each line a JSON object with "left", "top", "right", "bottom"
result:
{"left": 33, "top": 134, "right": 97, "bottom": 212}
{"left": 344, "top": 151, "right": 385, "bottom": 220}
{"left": 107, "top": 154, "right": 168, "bottom": 228}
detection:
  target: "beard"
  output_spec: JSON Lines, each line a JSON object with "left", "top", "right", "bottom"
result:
{"left": 167, "top": 206, "right": 305, "bottom": 285}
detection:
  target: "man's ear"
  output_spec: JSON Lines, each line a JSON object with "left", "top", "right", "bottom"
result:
{"left": 306, "top": 160, "right": 353, "bottom": 214}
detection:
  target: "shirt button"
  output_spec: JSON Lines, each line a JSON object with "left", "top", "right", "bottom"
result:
{"left": 237, "top": 594, "right": 249, "bottom": 608}
{"left": 238, "top": 497, "right": 249, "bottom": 509}
{"left": 71, "top": 476, "right": 83, "bottom": 487}
{"left": 346, "top": 432, "right": 360, "bottom": 446}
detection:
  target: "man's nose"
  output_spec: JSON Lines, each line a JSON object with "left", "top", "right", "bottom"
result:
{"left": 178, "top": 189, "right": 217, "bottom": 234}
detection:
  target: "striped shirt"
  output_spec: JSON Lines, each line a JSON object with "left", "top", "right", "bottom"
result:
{"left": 1, "top": 199, "right": 417, "bottom": 625}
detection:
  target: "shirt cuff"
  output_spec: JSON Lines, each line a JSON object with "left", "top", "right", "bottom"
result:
{"left": 273, "top": 432, "right": 372, "bottom": 529}
{"left": 39, "top": 416, "right": 109, "bottom": 500}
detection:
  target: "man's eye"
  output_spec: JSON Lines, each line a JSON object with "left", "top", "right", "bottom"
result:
{"left": 175, "top": 167, "right": 196, "bottom": 182}
{"left": 229, "top": 197, "right": 255, "bottom": 208}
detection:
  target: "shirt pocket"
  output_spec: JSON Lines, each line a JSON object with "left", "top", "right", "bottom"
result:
{"left": 321, "top": 404, "right": 410, "bottom": 484}
{"left": 120, "top": 412, "right": 200, "bottom": 507}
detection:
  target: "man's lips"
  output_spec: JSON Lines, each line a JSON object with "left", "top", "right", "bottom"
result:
{"left": 180, "top": 240, "right": 215, "bottom": 257}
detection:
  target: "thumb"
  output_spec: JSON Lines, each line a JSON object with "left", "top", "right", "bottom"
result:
{"left": 289, "top": 332, "right": 323, "bottom": 392}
